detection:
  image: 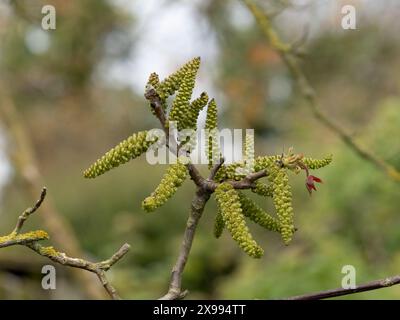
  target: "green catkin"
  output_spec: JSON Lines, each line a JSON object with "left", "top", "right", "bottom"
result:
{"left": 214, "top": 183, "right": 263, "bottom": 258}
{"left": 142, "top": 157, "right": 188, "bottom": 212}
{"left": 178, "top": 92, "right": 209, "bottom": 152}
{"left": 157, "top": 57, "right": 201, "bottom": 100}
{"left": 244, "top": 134, "right": 254, "bottom": 165}
{"left": 213, "top": 210, "right": 225, "bottom": 238}
{"left": 254, "top": 155, "right": 280, "bottom": 172}
{"left": 235, "top": 133, "right": 255, "bottom": 176}
{"left": 302, "top": 154, "right": 333, "bottom": 169}
{"left": 84, "top": 131, "right": 157, "bottom": 178}
{"left": 205, "top": 99, "right": 218, "bottom": 130}
{"left": 183, "top": 92, "right": 209, "bottom": 129}
{"left": 168, "top": 68, "right": 198, "bottom": 130}
{"left": 147, "top": 72, "right": 160, "bottom": 88}
{"left": 272, "top": 169, "right": 295, "bottom": 245}
{"left": 251, "top": 181, "right": 273, "bottom": 197}
{"left": 238, "top": 192, "right": 280, "bottom": 232}
{"left": 214, "top": 163, "right": 245, "bottom": 182}
{"left": 205, "top": 99, "right": 220, "bottom": 168}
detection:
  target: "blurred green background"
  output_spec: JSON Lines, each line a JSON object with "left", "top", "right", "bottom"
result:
{"left": 0, "top": 0, "right": 399, "bottom": 299}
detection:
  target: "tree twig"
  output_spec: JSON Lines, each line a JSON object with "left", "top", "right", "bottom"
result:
{"left": 0, "top": 187, "right": 130, "bottom": 300}
{"left": 286, "top": 274, "right": 400, "bottom": 300}
{"left": 13, "top": 187, "right": 47, "bottom": 234}
{"left": 242, "top": 0, "right": 400, "bottom": 183}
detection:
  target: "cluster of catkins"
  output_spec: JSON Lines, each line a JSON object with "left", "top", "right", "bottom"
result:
{"left": 84, "top": 57, "right": 332, "bottom": 259}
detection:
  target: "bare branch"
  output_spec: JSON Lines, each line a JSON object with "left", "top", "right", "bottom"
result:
{"left": 286, "top": 274, "right": 400, "bottom": 300}
{"left": 25, "top": 241, "right": 130, "bottom": 300}
{"left": 230, "top": 169, "right": 267, "bottom": 189}
{"left": 159, "top": 189, "right": 210, "bottom": 300}
{"left": 14, "top": 187, "right": 47, "bottom": 234}
{"left": 242, "top": 0, "right": 400, "bottom": 183}
{"left": 0, "top": 188, "right": 130, "bottom": 300}
{"left": 144, "top": 85, "right": 167, "bottom": 128}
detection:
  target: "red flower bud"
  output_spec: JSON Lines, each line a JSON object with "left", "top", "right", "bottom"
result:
{"left": 306, "top": 175, "right": 322, "bottom": 195}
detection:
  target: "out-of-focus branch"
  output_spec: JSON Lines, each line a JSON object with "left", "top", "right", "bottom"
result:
{"left": 0, "top": 91, "right": 108, "bottom": 299}
{"left": 13, "top": 185, "right": 47, "bottom": 234}
{"left": 0, "top": 188, "right": 130, "bottom": 300}
{"left": 242, "top": 0, "right": 400, "bottom": 183}
{"left": 286, "top": 274, "right": 400, "bottom": 300}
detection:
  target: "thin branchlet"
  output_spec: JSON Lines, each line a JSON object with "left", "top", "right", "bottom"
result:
{"left": 0, "top": 188, "right": 130, "bottom": 300}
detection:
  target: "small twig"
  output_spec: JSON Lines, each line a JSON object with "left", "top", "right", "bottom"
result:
{"left": 286, "top": 274, "right": 400, "bottom": 300}
{"left": 208, "top": 157, "right": 225, "bottom": 180}
{"left": 187, "top": 164, "right": 207, "bottom": 188}
{"left": 144, "top": 85, "right": 167, "bottom": 128}
{"left": 0, "top": 188, "right": 130, "bottom": 300}
{"left": 242, "top": 0, "right": 400, "bottom": 183}
{"left": 14, "top": 187, "right": 47, "bottom": 234}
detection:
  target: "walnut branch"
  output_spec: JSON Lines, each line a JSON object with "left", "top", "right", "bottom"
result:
{"left": 242, "top": 0, "right": 400, "bottom": 183}
{"left": 145, "top": 87, "right": 270, "bottom": 300}
{"left": 286, "top": 274, "right": 400, "bottom": 300}
{"left": 0, "top": 187, "right": 130, "bottom": 300}
{"left": 230, "top": 169, "right": 267, "bottom": 189}
{"left": 159, "top": 188, "right": 211, "bottom": 300}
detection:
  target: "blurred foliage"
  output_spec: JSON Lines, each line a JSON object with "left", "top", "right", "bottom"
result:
{"left": 0, "top": 0, "right": 400, "bottom": 299}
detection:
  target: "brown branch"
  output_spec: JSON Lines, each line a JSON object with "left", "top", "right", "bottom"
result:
{"left": 0, "top": 188, "right": 130, "bottom": 300}
{"left": 230, "top": 169, "right": 267, "bottom": 189}
{"left": 242, "top": 0, "right": 400, "bottom": 183}
{"left": 14, "top": 187, "right": 47, "bottom": 234}
{"left": 159, "top": 188, "right": 211, "bottom": 300}
{"left": 144, "top": 85, "right": 167, "bottom": 128}
{"left": 26, "top": 242, "right": 130, "bottom": 300}
{"left": 286, "top": 274, "right": 400, "bottom": 300}
{"left": 145, "top": 86, "right": 212, "bottom": 300}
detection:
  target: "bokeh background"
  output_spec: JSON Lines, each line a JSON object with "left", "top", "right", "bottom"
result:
{"left": 0, "top": 0, "right": 400, "bottom": 299}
